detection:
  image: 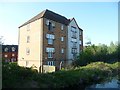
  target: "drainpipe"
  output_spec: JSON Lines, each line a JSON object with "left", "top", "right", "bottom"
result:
{"left": 59, "top": 61, "right": 62, "bottom": 70}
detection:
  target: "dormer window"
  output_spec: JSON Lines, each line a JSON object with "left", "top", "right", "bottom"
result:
{"left": 4, "top": 48, "right": 8, "bottom": 52}
{"left": 12, "top": 47, "right": 15, "bottom": 52}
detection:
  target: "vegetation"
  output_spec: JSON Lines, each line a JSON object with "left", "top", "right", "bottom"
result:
{"left": 3, "top": 61, "right": 120, "bottom": 88}
{"left": 73, "top": 42, "right": 119, "bottom": 66}
{"left": 2, "top": 42, "right": 119, "bottom": 88}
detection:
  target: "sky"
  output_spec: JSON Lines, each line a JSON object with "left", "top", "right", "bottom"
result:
{"left": 0, "top": 2, "right": 118, "bottom": 46}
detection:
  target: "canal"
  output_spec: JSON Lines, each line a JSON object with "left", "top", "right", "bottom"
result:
{"left": 85, "top": 78, "right": 120, "bottom": 90}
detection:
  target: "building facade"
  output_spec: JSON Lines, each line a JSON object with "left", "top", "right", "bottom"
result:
{"left": 2, "top": 45, "right": 18, "bottom": 62}
{"left": 18, "top": 9, "right": 83, "bottom": 72}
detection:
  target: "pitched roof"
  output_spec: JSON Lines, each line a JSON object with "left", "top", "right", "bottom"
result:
{"left": 69, "top": 18, "right": 83, "bottom": 31}
{"left": 19, "top": 9, "right": 70, "bottom": 28}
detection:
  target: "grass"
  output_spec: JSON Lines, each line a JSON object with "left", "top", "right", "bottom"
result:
{"left": 2, "top": 61, "right": 120, "bottom": 88}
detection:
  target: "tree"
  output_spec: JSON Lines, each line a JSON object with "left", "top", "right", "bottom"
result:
{"left": 0, "top": 36, "right": 4, "bottom": 45}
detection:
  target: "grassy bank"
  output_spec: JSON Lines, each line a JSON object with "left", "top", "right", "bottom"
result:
{"left": 3, "top": 62, "right": 120, "bottom": 88}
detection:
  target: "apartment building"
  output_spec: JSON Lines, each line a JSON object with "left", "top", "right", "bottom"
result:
{"left": 18, "top": 9, "right": 83, "bottom": 72}
{"left": 2, "top": 45, "right": 18, "bottom": 62}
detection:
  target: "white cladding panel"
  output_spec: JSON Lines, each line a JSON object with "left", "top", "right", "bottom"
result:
{"left": 67, "top": 19, "right": 80, "bottom": 60}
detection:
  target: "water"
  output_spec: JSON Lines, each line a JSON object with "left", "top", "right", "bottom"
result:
{"left": 86, "top": 78, "right": 120, "bottom": 89}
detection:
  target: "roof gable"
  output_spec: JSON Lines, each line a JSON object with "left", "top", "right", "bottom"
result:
{"left": 69, "top": 18, "right": 83, "bottom": 31}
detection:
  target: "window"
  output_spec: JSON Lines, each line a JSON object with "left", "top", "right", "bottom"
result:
{"left": 61, "top": 24, "right": 64, "bottom": 30}
{"left": 79, "top": 40, "right": 82, "bottom": 45}
{"left": 12, "top": 54, "right": 15, "bottom": 56}
{"left": 27, "top": 24, "right": 30, "bottom": 31}
{"left": 71, "top": 48, "right": 77, "bottom": 54}
{"left": 12, "top": 47, "right": 15, "bottom": 52}
{"left": 26, "top": 61, "right": 29, "bottom": 66}
{"left": 4, "top": 54, "right": 7, "bottom": 58}
{"left": 46, "top": 20, "right": 55, "bottom": 31}
{"left": 61, "top": 37, "right": 64, "bottom": 41}
{"left": 61, "top": 48, "right": 64, "bottom": 53}
{"left": 79, "top": 31, "right": 81, "bottom": 35}
{"left": 71, "top": 38, "right": 77, "bottom": 42}
{"left": 27, "top": 36, "right": 30, "bottom": 43}
{"left": 46, "top": 48, "right": 55, "bottom": 58}
{"left": 48, "top": 61, "right": 54, "bottom": 66}
{"left": 73, "top": 42, "right": 77, "bottom": 48}
{"left": 4, "top": 48, "right": 8, "bottom": 52}
{"left": 48, "top": 38, "right": 53, "bottom": 45}
{"left": 48, "top": 22, "right": 52, "bottom": 31}
{"left": 48, "top": 52, "right": 53, "bottom": 58}
{"left": 46, "top": 20, "right": 49, "bottom": 25}
{"left": 71, "top": 26, "right": 77, "bottom": 38}
{"left": 26, "top": 48, "right": 30, "bottom": 55}
{"left": 46, "top": 34, "right": 55, "bottom": 45}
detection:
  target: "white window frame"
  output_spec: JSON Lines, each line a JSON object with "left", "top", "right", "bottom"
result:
{"left": 48, "top": 38, "right": 53, "bottom": 45}
{"left": 12, "top": 47, "right": 15, "bottom": 52}
{"left": 26, "top": 48, "right": 30, "bottom": 55}
{"left": 61, "top": 24, "right": 64, "bottom": 30}
{"left": 46, "top": 19, "right": 49, "bottom": 25}
{"left": 27, "top": 36, "right": 30, "bottom": 43}
{"left": 4, "top": 48, "right": 8, "bottom": 52}
{"left": 48, "top": 61, "right": 54, "bottom": 66}
{"left": 79, "top": 40, "right": 82, "bottom": 45}
{"left": 4, "top": 54, "right": 8, "bottom": 58}
{"left": 61, "top": 48, "right": 64, "bottom": 53}
{"left": 61, "top": 37, "right": 64, "bottom": 41}
{"left": 48, "top": 52, "right": 53, "bottom": 58}
{"left": 12, "top": 54, "right": 15, "bottom": 56}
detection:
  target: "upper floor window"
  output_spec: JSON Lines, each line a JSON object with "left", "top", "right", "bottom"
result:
{"left": 79, "top": 40, "right": 82, "bottom": 45}
{"left": 12, "top": 47, "right": 15, "bottom": 52}
{"left": 27, "top": 36, "right": 30, "bottom": 43}
{"left": 27, "top": 24, "right": 30, "bottom": 31}
{"left": 46, "top": 48, "right": 55, "bottom": 58}
{"left": 61, "top": 48, "right": 64, "bottom": 53}
{"left": 61, "top": 24, "right": 64, "bottom": 30}
{"left": 46, "top": 19, "right": 55, "bottom": 31}
{"left": 61, "top": 37, "right": 64, "bottom": 41}
{"left": 71, "top": 48, "right": 77, "bottom": 54}
{"left": 26, "top": 48, "right": 30, "bottom": 55}
{"left": 4, "top": 48, "right": 8, "bottom": 52}
{"left": 79, "top": 30, "right": 81, "bottom": 35}
{"left": 72, "top": 42, "right": 77, "bottom": 48}
{"left": 71, "top": 38, "right": 77, "bottom": 42}
{"left": 71, "top": 26, "right": 77, "bottom": 38}
{"left": 48, "top": 38, "right": 53, "bottom": 45}
{"left": 46, "top": 34, "right": 55, "bottom": 45}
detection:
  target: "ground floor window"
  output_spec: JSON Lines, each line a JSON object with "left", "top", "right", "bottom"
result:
{"left": 47, "top": 61, "right": 54, "bottom": 66}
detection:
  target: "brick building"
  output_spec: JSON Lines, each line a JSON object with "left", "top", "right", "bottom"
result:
{"left": 18, "top": 9, "right": 83, "bottom": 72}
{"left": 2, "top": 45, "right": 18, "bottom": 62}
